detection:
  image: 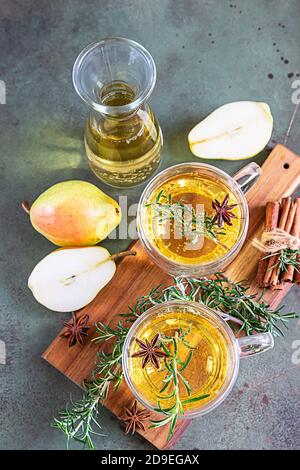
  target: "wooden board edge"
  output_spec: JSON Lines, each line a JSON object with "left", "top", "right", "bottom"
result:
{"left": 273, "top": 142, "right": 300, "bottom": 158}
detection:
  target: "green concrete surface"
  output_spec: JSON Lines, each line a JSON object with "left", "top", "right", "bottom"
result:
{"left": 0, "top": 0, "right": 299, "bottom": 450}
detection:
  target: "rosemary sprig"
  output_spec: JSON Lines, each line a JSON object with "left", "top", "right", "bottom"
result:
{"left": 52, "top": 322, "right": 128, "bottom": 449}
{"left": 264, "top": 249, "right": 300, "bottom": 273}
{"left": 120, "top": 275, "right": 297, "bottom": 337}
{"left": 51, "top": 391, "right": 101, "bottom": 450}
{"left": 150, "top": 330, "right": 208, "bottom": 440}
{"left": 52, "top": 392, "right": 102, "bottom": 450}
{"left": 52, "top": 275, "right": 297, "bottom": 449}
{"left": 52, "top": 363, "right": 123, "bottom": 450}
{"left": 146, "top": 190, "right": 226, "bottom": 244}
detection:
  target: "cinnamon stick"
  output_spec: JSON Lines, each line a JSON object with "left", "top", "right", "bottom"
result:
{"left": 281, "top": 198, "right": 300, "bottom": 283}
{"left": 257, "top": 201, "right": 280, "bottom": 287}
{"left": 271, "top": 281, "right": 284, "bottom": 291}
{"left": 270, "top": 199, "right": 297, "bottom": 287}
{"left": 263, "top": 197, "right": 291, "bottom": 287}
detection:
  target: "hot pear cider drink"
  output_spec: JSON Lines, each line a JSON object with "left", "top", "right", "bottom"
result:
{"left": 145, "top": 173, "right": 241, "bottom": 264}
{"left": 137, "top": 162, "right": 252, "bottom": 276}
{"left": 122, "top": 301, "right": 245, "bottom": 422}
{"left": 127, "top": 309, "right": 228, "bottom": 412}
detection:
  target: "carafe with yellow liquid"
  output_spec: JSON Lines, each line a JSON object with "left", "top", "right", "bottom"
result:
{"left": 73, "top": 38, "right": 162, "bottom": 187}
{"left": 122, "top": 301, "right": 274, "bottom": 418}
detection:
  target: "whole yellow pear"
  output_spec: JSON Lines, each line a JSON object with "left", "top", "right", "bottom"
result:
{"left": 28, "top": 180, "right": 121, "bottom": 246}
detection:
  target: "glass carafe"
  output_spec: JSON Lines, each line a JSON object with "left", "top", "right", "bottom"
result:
{"left": 73, "top": 37, "right": 162, "bottom": 187}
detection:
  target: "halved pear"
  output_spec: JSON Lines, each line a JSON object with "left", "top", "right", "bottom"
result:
{"left": 28, "top": 247, "right": 135, "bottom": 312}
{"left": 188, "top": 101, "right": 273, "bottom": 160}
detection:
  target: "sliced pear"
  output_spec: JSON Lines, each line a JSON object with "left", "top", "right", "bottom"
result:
{"left": 28, "top": 247, "right": 135, "bottom": 312}
{"left": 188, "top": 101, "right": 273, "bottom": 160}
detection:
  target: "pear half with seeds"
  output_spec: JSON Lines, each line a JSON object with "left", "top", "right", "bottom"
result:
{"left": 28, "top": 247, "right": 135, "bottom": 312}
{"left": 188, "top": 101, "right": 273, "bottom": 160}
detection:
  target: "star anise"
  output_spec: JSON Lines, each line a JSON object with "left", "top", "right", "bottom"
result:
{"left": 212, "top": 194, "right": 237, "bottom": 227}
{"left": 120, "top": 400, "right": 150, "bottom": 435}
{"left": 131, "top": 333, "right": 168, "bottom": 369}
{"left": 60, "top": 312, "right": 90, "bottom": 347}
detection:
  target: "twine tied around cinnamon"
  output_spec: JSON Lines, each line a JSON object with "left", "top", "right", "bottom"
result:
{"left": 252, "top": 228, "right": 300, "bottom": 253}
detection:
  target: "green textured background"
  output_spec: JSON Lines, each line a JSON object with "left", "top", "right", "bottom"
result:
{"left": 0, "top": 0, "right": 299, "bottom": 450}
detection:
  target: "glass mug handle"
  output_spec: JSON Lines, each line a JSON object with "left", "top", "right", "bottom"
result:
{"left": 238, "top": 332, "right": 274, "bottom": 358}
{"left": 233, "top": 162, "right": 262, "bottom": 194}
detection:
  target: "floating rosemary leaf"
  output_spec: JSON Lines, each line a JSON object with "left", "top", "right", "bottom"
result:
{"left": 150, "top": 329, "right": 209, "bottom": 441}
{"left": 146, "top": 190, "right": 226, "bottom": 244}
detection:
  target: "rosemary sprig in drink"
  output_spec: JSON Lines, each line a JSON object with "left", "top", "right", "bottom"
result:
{"left": 150, "top": 329, "right": 209, "bottom": 440}
{"left": 146, "top": 190, "right": 226, "bottom": 246}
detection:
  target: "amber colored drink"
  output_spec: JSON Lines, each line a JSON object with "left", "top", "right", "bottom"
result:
{"left": 127, "top": 309, "right": 228, "bottom": 413}
{"left": 85, "top": 82, "right": 162, "bottom": 187}
{"left": 144, "top": 172, "right": 241, "bottom": 265}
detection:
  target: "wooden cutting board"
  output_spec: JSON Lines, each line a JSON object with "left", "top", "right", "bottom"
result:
{"left": 43, "top": 144, "right": 300, "bottom": 449}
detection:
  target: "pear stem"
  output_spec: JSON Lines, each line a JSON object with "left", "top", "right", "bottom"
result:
{"left": 22, "top": 200, "right": 31, "bottom": 215}
{"left": 111, "top": 249, "right": 137, "bottom": 262}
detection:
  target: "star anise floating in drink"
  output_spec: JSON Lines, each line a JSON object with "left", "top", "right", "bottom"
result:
{"left": 131, "top": 333, "right": 168, "bottom": 369}
{"left": 60, "top": 312, "right": 90, "bottom": 347}
{"left": 212, "top": 194, "right": 237, "bottom": 227}
{"left": 120, "top": 400, "right": 150, "bottom": 435}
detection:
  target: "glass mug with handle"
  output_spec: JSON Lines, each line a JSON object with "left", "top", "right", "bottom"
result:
{"left": 122, "top": 301, "right": 274, "bottom": 419}
{"left": 137, "top": 161, "right": 262, "bottom": 276}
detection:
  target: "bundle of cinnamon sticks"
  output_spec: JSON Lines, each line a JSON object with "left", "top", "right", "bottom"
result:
{"left": 257, "top": 197, "right": 300, "bottom": 289}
